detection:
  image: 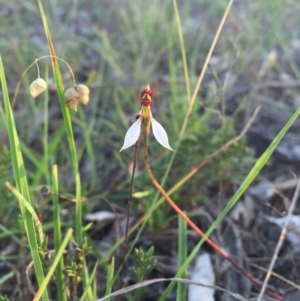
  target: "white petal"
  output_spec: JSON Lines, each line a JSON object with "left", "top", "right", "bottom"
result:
{"left": 189, "top": 253, "right": 215, "bottom": 301}
{"left": 151, "top": 117, "right": 174, "bottom": 151}
{"left": 120, "top": 117, "right": 142, "bottom": 152}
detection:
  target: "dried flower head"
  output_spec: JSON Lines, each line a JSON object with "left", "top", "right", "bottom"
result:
{"left": 65, "top": 84, "right": 90, "bottom": 111}
{"left": 30, "top": 78, "right": 47, "bottom": 98}
{"left": 76, "top": 84, "right": 90, "bottom": 104}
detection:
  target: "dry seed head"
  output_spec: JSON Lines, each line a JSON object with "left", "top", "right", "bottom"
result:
{"left": 65, "top": 87, "right": 79, "bottom": 111}
{"left": 68, "top": 100, "right": 79, "bottom": 111}
{"left": 65, "top": 87, "right": 79, "bottom": 101}
{"left": 30, "top": 78, "right": 47, "bottom": 98}
{"left": 76, "top": 84, "right": 90, "bottom": 105}
{"left": 65, "top": 84, "right": 90, "bottom": 111}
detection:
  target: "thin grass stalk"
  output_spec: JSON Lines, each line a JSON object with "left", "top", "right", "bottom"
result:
{"left": 52, "top": 165, "right": 67, "bottom": 301}
{"left": 32, "top": 125, "right": 65, "bottom": 187}
{"left": 42, "top": 67, "right": 50, "bottom": 184}
{"left": 250, "top": 263, "right": 300, "bottom": 291}
{"left": 122, "top": 141, "right": 139, "bottom": 278}
{"left": 110, "top": 145, "right": 139, "bottom": 288}
{"left": 257, "top": 176, "right": 300, "bottom": 301}
{"left": 96, "top": 277, "right": 248, "bottom": 301}
{"left": 172, "top": 0, "right": 191, "bottom": 105}
{"left": 104, "top": 257, "right": 115, "bottom": 301}
{"left": 176, "top": 216, "right": 187, "bottom": 301}
{"left": 77, "top": 108, "right": 96, "bottom": 190}
{"left": 19, "top": 142, "right": 40, "bottom": 169}
{"left": 179, "top": 0, "right": 234, "bottom": 138}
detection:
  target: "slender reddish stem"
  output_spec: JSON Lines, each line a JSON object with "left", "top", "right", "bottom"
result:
{"left": 142, "top": 134, "right": 285, "bottom": 301}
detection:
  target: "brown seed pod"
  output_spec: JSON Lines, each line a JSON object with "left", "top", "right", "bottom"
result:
{"left": 67, "top": 99, "right": 79, "bottom": 111}
{"left": 30, "top": 78, "right": 47, "bottom": 98}
{"left": 65, "top": 85, "right": 90, "bottom": 111}
{"left": 76, "top": 84, "right": 90, "bottom": 105}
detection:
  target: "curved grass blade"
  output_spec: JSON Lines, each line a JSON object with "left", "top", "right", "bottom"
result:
{"left": 6, "top": 182, "right": 44, "bottom": 244}
{"left": 97, "top": 277, "right": 247, "bottom": 301}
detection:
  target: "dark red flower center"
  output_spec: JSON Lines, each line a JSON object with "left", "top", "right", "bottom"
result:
{"left": 141, "top": 87, "right": 153, "bottom": 106}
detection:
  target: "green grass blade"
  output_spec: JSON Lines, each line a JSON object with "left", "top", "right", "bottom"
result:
{"left": 0, "top": 271, "right": 14, "bottom": 285}
{"left": 172, "top": 0, "right": 190, "bottom": 105}
{"left": 42, "top": 67, "right": 50, "bottom": 184}
{"left": 159, "top": 228, "right": 209, "bottom": 301}
{"left": 210, "top": 106, "right": 300, "bottom": 237}
{"left": 0, "top": 224, "right": 21, "bottom": 245}
{"left": 77, "top": 109, "right": 97, "bottom": 190}
{"left": 6, "top": 182, "right": 44, "bottom": 244}
{"left": 33, "top": 229, "right": 73, "bottom": 301}
{"left": 105, "top": 257, "right": 115, "bottom": 300}
{"left": 179, "top": 0, "right": 234, "bottom": 138}
{"left": 79, "top": 261, "right": 99, "bottom": 301}
{"left": 52, "top": 165, "right": 67, "bottom": 301}
{"left": 82, "top": 262, "right": 95, "bottom": 301}
{"left": 0, "top": 56, "right": 49, "bottom": 301}
{"left": 32, "top": 124, "right": 65, "bottom": 187}
{"left": 176, "top": 215, "right": 187, "bottom": 301}
{"left": 37, "top": 0, "right": 82, "bottom": 243}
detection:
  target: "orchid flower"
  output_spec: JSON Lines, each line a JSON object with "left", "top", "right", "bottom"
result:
{"left": 120, "top": 84, "right": 173, "bottom": 152}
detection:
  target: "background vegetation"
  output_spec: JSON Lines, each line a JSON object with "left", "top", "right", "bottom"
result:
{"left": 1, "top": 0, "right": 300, "bottom": 300}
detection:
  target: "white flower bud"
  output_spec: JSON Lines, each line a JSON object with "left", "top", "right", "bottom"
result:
{"left": 30, "top": 78, "right": 47, "bottom": 98}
